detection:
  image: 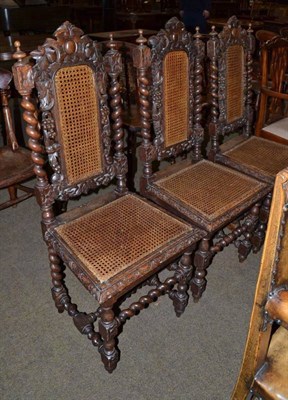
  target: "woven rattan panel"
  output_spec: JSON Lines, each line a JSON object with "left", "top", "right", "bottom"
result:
{"left": 163, "top": 50, "right": 189, "bottom": 148}
{"left": 55, "top": 195, "right": 191, "bottom": 283}
{"left": 155, "top": 160, "right": 264, "bottom": 220}
{"left": 226, "top": 45, "right": 244, "bottom": 124}
{"left": 55, "top": 65, "right": 103, "bottom": 185}
{"left": 225, "top": 137, "right": 288, "bottom": 177}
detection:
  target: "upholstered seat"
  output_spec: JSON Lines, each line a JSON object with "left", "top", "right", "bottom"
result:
{"left": 261, "top": 117, "right": 288, "bottom": 141}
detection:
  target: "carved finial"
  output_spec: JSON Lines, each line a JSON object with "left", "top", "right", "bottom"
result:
{"left": 210, "top": 25, "right": 218, "bottom": 38}
{"left": 136, "top": 29, "right": 147, "bottom": 45}
{"left": 194, "top": 26, "right": 202, "bottom": 39}
{"left": 106, "top": 33, "right": 116, "bottom": 50}
{"left": 13, "top": 41, "right": 27, "bottom": 62}
{"left": 247, "top": 23, "right": 255, "bottom": 53}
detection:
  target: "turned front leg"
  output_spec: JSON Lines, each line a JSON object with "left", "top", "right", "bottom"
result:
{"left": 170, "top": 249, "right": 193, "bottom": 317}
{"left": 238, "top": 203, "right": 260, "bottom": 262}
{"left": 252, "top": 193, "right": 271, "bottom": 254}
{"left": 190, "top": 237, "right": 213, "bottom": 302}
{"left": 49, "top": 246, "right": 70, "bottom": 313}
{"left": 98, "top": 305, "right": 119, "bottom": 373}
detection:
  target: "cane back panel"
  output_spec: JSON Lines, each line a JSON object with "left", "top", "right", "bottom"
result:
{"left": 55, "top": 194, "right": 191, "bottom": 283}
{"left": 226, "top": 44, "right": 244, "bottom": 124}
{"left": 224, "top": 137, "right": 288, "bottom": 178}
{"left": 54, "top": 65, "right": 103, "bottom": 186}
{"left": 155, "top": 160, "right": 266, "bottom": 221}
{"left": 163, "top": 50, "right": 189, "bottom": 147}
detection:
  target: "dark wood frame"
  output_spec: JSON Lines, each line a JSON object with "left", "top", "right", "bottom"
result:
{"left": 12, "top": 20, "right": 205, "bottom": 372}
{"left": 133, "top": 17, "right": 271, "bottom": 302}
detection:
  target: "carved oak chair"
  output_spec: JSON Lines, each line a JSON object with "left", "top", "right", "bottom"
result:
{"left": 207, "top": 17, "right": 288, "bottom": 185}
{"left": 254, "top": 35, "right": 288, "bottom": 145}
{"left": 133, "top": 17, "right": 271, "bottom": 302}
{"left": 206, "top": 17, "right": 288, "bottom": 253}
{"left": 0, "top": 67, "right": 34, "bottom": 210}
{"left": 232, "top": 168, "right": 288, "bottom": 400}
{"left": 12, "top": 21, "right": 205, "bottom": 372}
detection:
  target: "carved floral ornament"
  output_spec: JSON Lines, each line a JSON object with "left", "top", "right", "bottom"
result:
{"left": 30, "top": 21, "right": 106, "bottom": 111}
{"left": 218, "top": 16, "right": 255, "bottom": 54}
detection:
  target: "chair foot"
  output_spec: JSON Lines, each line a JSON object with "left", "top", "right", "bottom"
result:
{"left": 237, "top": 236, "right": 252, "bottom": 262}
{"left": 99, "top": 346, "right": 119, "bottom": 373}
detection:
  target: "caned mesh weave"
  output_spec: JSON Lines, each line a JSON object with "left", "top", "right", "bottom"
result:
{"left": 55, "top": 195, "right": 191, "bottom": 283}
{"left": 155, "top": 160, "right": 264, "bottom": 219}
{"left": 225, "top": 137, "right": 288, "bottom": 177}
{"left": 55, "top": 65, "right": 103, "bottom": 185}
{"left": 226, "top": 45, "right": 244, "bottom": 123}
{"left": 163, "top": 51, "right": 189, "bottom": 147}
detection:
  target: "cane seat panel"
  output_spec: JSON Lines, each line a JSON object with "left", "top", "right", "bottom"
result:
{"left": 226, "top": 44, "right": 244, "bottom": 123}
{"left": 155, "top": 160, "right": 266, "bottom": 221}
{"left": 224, "top": 137, "right": 288, "bottom": 178}
{"left": 163, "top": 50, "right": 189, "bottom": 147}
{"left": 55, "top": 65, "right": 103, "bottom": 185}
{"left": 55, "top": 194, "right": 192, "bottom": 283}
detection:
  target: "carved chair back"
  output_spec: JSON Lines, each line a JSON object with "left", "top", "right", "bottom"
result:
{"left": 207, "top": 16, "right": 255, "bottom": 158}
{"left": 133, "top": 17, "right": 205, "bottom": 169}
{"left": 12, "top": 22, "right": 127, "bottom": 211}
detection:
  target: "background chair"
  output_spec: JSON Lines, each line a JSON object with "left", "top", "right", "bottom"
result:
{"left": 207, "top": 17, "right": 288, "bottom": 253}
{"left": 134, "top": 17, "right": 271, "bottom": 303}
{"left": 232, "top": 167, "right": 288, "bottom": 400}
{"left": 12, "top": 21, "right": 205, "bottom": 372}
{"left": 254, "top": 35, "right": 288, "bottom": 145}
{"left": 0, "top": 67, "right": 34, "bottom": 210}
{"left": 207, "top": 17, "right": 288, "bottom": 185}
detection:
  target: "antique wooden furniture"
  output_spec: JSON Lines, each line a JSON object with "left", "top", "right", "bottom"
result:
{"left": 254, "top": 35, "right": 288, "bottom": 145}
{"left": 95, "top": 37, "right": 142, "bottom": 191}
{"left": 232, "top": 168, "right": 288, "bottom": 400}
{"left": 255, "top": 29, "right": 278, "bottom": 45}
{"left": 134, "top": 17, "right": 271, "bottom": 302}
{"left": 12, "top": 21, "right": 205, "bottom": 372}
{"left": 207, "top": 17, "right": 288, "bottom": 229}
{"left": 280, "top": 26, "right": 288, "bottom": 38}
{"left": 208, "top": 17, "right": 288, "bottom": 176}
{"left": 0, "top": 67, "right": 34, "bottom": 210}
